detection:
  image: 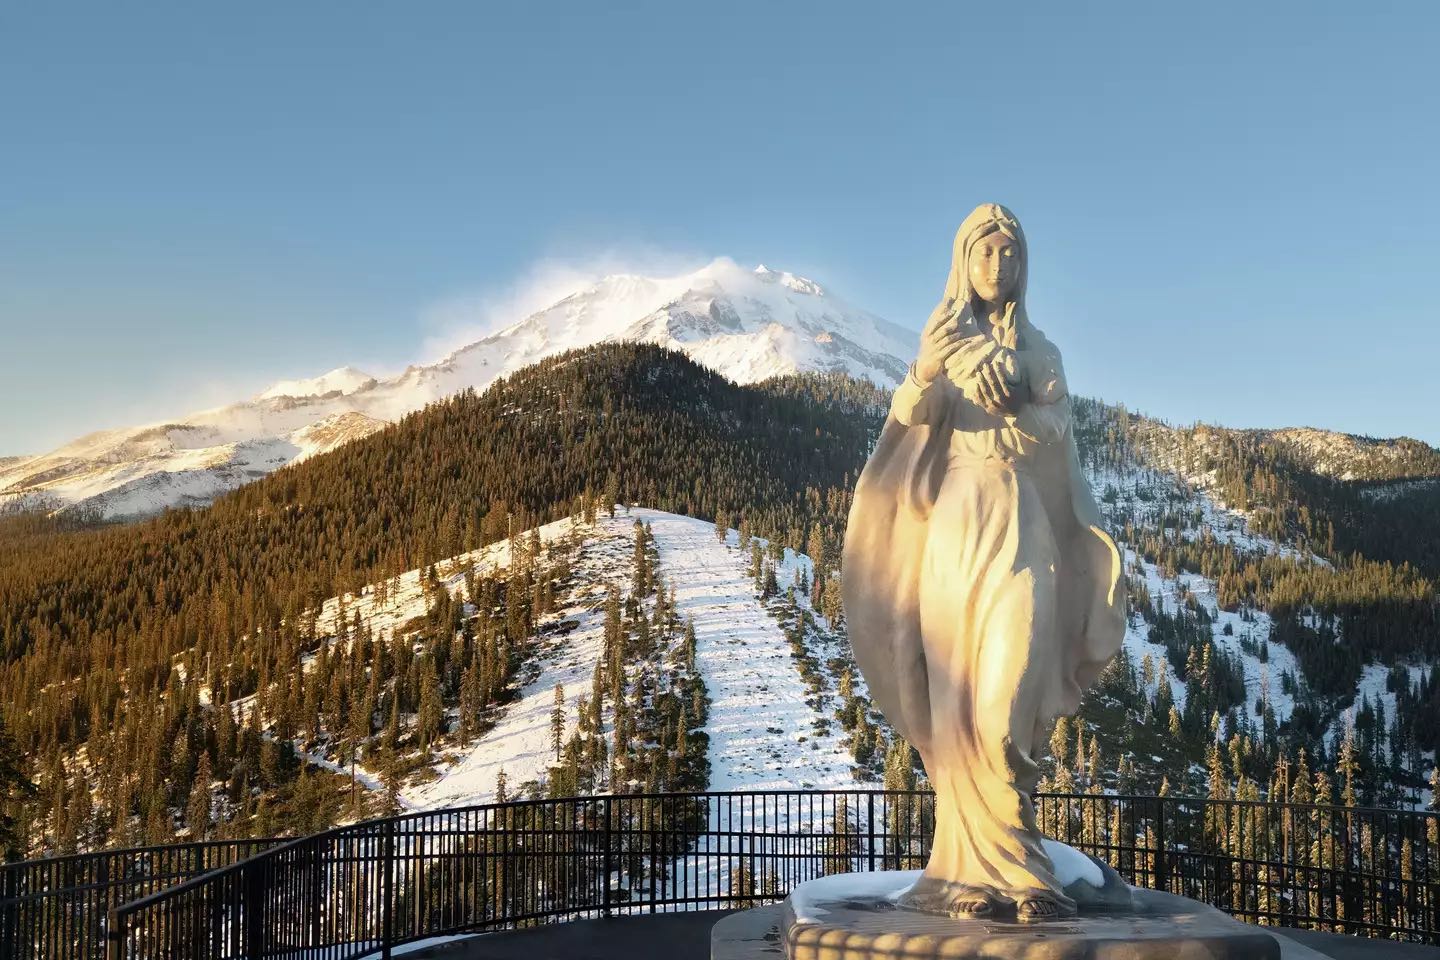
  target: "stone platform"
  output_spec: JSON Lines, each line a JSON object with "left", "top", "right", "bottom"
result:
{"left": 712, "top": 870, "right": 1320, "bottom": 960}
{"left": 370, "top": 908, "right": 1432, "bottom": 959}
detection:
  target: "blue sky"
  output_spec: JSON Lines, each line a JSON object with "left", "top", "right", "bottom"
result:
{"left": 3, "top": 2, "right": 1437, "bottom": 453}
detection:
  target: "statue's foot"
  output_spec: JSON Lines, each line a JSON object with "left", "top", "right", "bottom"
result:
{"left": 1015, "top": 894, "right": 1067, "bottom": 922}
{"left": 899, "top": 878, "right": 1008, "bottom": 919}
{"left": 944, "top": 885, "right": 1002, "bottom": 919}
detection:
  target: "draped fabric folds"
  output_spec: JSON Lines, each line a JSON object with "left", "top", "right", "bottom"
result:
{"left": 841, "top": 204, "right": 1125, "bottom": 909}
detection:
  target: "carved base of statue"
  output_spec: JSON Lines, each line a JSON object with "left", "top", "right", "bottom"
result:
{"left": 893, "top": 838, "right": 1135, "bottom": 920}
{"left": 710, "top": 846, "right": 1289, "bottom": 960}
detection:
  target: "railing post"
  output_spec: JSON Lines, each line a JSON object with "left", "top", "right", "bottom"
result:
{"left": 244, "top": 860, "right": 265, "bottom": 960}
{"left": 1153, "top": 797, "right": 1167, "bottom": 893}
{"left": 602, "top": 796, "right": 614, "bottom": 918}
{"left": 0, "top": 864, "right": 17, "bottom": 960}
{"left": 104, "top": 907, "right": 122, "bottom": 960}
{"left": 308, "top": 841, "right": 322, "bottom": 948}
{"left": 381, "top": 819, "right": 395, "bottom": 960}
{"left": 866, "top": 793, "right": 877, "bottom": 873}
{"left": 96, "top": 853, "right": 111, "bottom": 958}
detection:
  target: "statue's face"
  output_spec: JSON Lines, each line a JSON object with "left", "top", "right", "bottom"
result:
{"left": 967, "top": 231, "right": 1020, "bottom": 304}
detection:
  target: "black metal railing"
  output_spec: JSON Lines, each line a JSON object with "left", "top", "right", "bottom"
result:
{"left": 0, "top": 837, "right": 282, "bottom": 960}
{"left": 5, "top": 791, "right": 1435, "bottom": 960}
{"left": 107, "top": 791, "right": 901, "bottom": 959}
{"left": 1034, "top": 794, "right": 1438, "bottom": 942}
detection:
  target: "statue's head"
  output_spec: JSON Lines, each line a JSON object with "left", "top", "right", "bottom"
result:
{"left": 967, "top": 228, "right": 1021, "bottom": 304}
{"left": 945, "top": 203, "right": 1028, "bottom": 316}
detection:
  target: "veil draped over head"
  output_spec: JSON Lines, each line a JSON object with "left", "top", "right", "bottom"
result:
{"left": 944, "top": 202, "right": 1029, "bottom": 319}
{"left": 841, "top": 203, "right": 1124, "bottom": 755}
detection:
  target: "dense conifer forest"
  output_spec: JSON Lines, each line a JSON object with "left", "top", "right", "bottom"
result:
{"left": 0, "top": 343, "right": 1436, "bottom": 859}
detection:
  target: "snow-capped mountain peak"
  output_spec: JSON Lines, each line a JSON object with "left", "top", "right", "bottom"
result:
{"left": 2, "top": 260, "right": 915, "bottom": 518}
{"left": 255, "top": 366, "right": 377, "bottom": 401}
{"left": 753, "top": 263, "right": 825, "bottom": 296}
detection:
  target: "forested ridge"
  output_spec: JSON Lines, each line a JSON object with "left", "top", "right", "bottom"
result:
{"left": 1073, "top": 399, "right": 1440, "bottom": 805}
{"left": 0, "top": 345, "right": 885, "bottom": 856}
{"left": 0, "top": 344, "right": 883, "bottom": 669}
{"left": 0, "top": 342, "right": 1436, "bottom": 859}
{"left": 1163, "top": 421, "right": 1440, "bottom": 577}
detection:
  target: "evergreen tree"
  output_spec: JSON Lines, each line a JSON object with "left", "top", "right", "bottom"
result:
{"left": 186, "top": 751, "right": 214, "bottom": 839}
{"left": 1338, "top": 726, "right": 1361, "bottom": 807}
{"left": 0, "top": 708, "right": 35, "bottom": 860}
{"left": 418, "top": 657, "right": 444, "bottom": 754}
{"left": 380, "top": 700, "right": 403, "bottom": 816}
{"left": 551, "top": 684, "right": 566, "bottom": 763}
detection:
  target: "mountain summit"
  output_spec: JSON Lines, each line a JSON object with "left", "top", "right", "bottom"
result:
{"left": 0, "top": 259, "right": 915, "bottom": 518}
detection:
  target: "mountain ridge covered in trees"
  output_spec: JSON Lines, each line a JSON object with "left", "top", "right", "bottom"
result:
{"left": 0, "top": 342, "right": 1436, "bottom": 859}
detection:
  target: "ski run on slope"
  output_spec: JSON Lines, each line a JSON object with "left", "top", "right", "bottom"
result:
{"left": 301, "top": 508, "right": 860, "bottom": 812}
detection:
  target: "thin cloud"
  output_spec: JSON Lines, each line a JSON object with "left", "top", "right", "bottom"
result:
{"left": 416, "top": 249, "right": 710, "bottom": 363}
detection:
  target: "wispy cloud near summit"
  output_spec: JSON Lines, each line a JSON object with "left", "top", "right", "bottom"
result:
{"left": 417, "top": 249, "right": 710, "bottom": 363}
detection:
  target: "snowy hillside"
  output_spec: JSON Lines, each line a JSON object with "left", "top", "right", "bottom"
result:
{"left": 1077, "top": 412, "right": 1437, "bottom": 805}
{"left": 0, "top": 260, "right": 913, "bottom": 518}
{"left": 272, "top": 508, "right": 863, "bottom": 814}
{"left": 229, "top": 470, "right": 1436, "bottom": 817}
{"left": 1260, "top": 427, "right": 1440, "bottom": 483}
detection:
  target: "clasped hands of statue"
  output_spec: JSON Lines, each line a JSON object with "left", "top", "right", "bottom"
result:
{"left": 913, "top": 297, "right": 1029, "bottom": 417}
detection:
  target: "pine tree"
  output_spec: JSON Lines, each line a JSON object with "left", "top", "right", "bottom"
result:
{"left": 186, "top": 751, "right": 214, "bottom": 839}
{"left": 0, "top": 707, "right": 36, "bottom": 860}
{"left": 632, "top": 520, "right": 650, "bottom": 597}
{"left": 1049, "top": 716, "right": 1070, "bottom": 772}
{"left": 683, "top": 618, "right": 698, "bottom": 671}
{"left": 675, "top": 704, "right": 689, "bottom": 759}
{"left": 1338, "top": 725, "right": 1360, "bottom": 807}
{"left": 380, "top": 700, "right": 402, "bottom": 816}
{"left": 823, "top": 796, "right": 853, "bottom": 875}
{"left": 603, "top": 586, "right": 623, "bottom": 661}
{"left": 551, "top": 684, "right": 566, "bottom": 763}
{"left": 589, "top": 661, "right": 605, "bottom": 731}
{"left": 459, "top": 660, "right": 481, "bottom": 742}
{"left": 418, "top": 657, "right": 444, "bottom": 754}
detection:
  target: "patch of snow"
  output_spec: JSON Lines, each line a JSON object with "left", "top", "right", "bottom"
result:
{"left": 1042, "top": 839, "right": 1104, "bottom": 888}
{"left": 1086, "top": 459, "right": 1305, "bottom": 733}
{"left": 403, "top": 519, "right": 632, "bottom": 809}
{"left": 648, "top": 512, "right": 856, "bottom": 791}
{"left": 256, "top": 366, "right": 376, "bottom": 401}
{"left": 787, "top": 870, "right": 922, "bottom": 923}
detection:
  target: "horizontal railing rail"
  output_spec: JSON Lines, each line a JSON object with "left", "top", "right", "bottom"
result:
{"left": 0, "top": 837, "right": 283, "bottom": 960}
{"left": 8, "top": 791, "right": 1435, "bottom": 960}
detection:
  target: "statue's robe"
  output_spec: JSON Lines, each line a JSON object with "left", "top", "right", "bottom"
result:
{"left": 842, "top": 312, "right": 1125, "bottom": 907}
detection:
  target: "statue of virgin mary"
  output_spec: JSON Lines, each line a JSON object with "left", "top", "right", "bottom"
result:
{"left": 841, "top": 203, "right": 1126, "bottom": 920}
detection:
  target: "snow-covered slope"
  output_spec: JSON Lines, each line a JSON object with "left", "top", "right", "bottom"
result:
{"left": 291, "top": 508, "right": 862, "bottom": 812}
{"left": 648, "top": 513, "right": 857, "bottom": 793}
{"left": 1082, "top": 416, "right": 1436, "bottom": 799}
{"left": 1259, "top": 427, "right": 1440, "bottom": 482}
{"left": 1, "top": 260, "right": 913, "bottom": 519}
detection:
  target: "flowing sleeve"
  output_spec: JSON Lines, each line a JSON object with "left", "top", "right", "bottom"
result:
{"left": 891, "top": 363, "right": 944, "bottom": 427}
{"left": 1009, "top": 335, "right": 1070, "bottom": 443}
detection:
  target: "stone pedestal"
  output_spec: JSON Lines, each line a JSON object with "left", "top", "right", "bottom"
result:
{"left": 712, "top": 871, "right": 1297, "bottom": 960}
